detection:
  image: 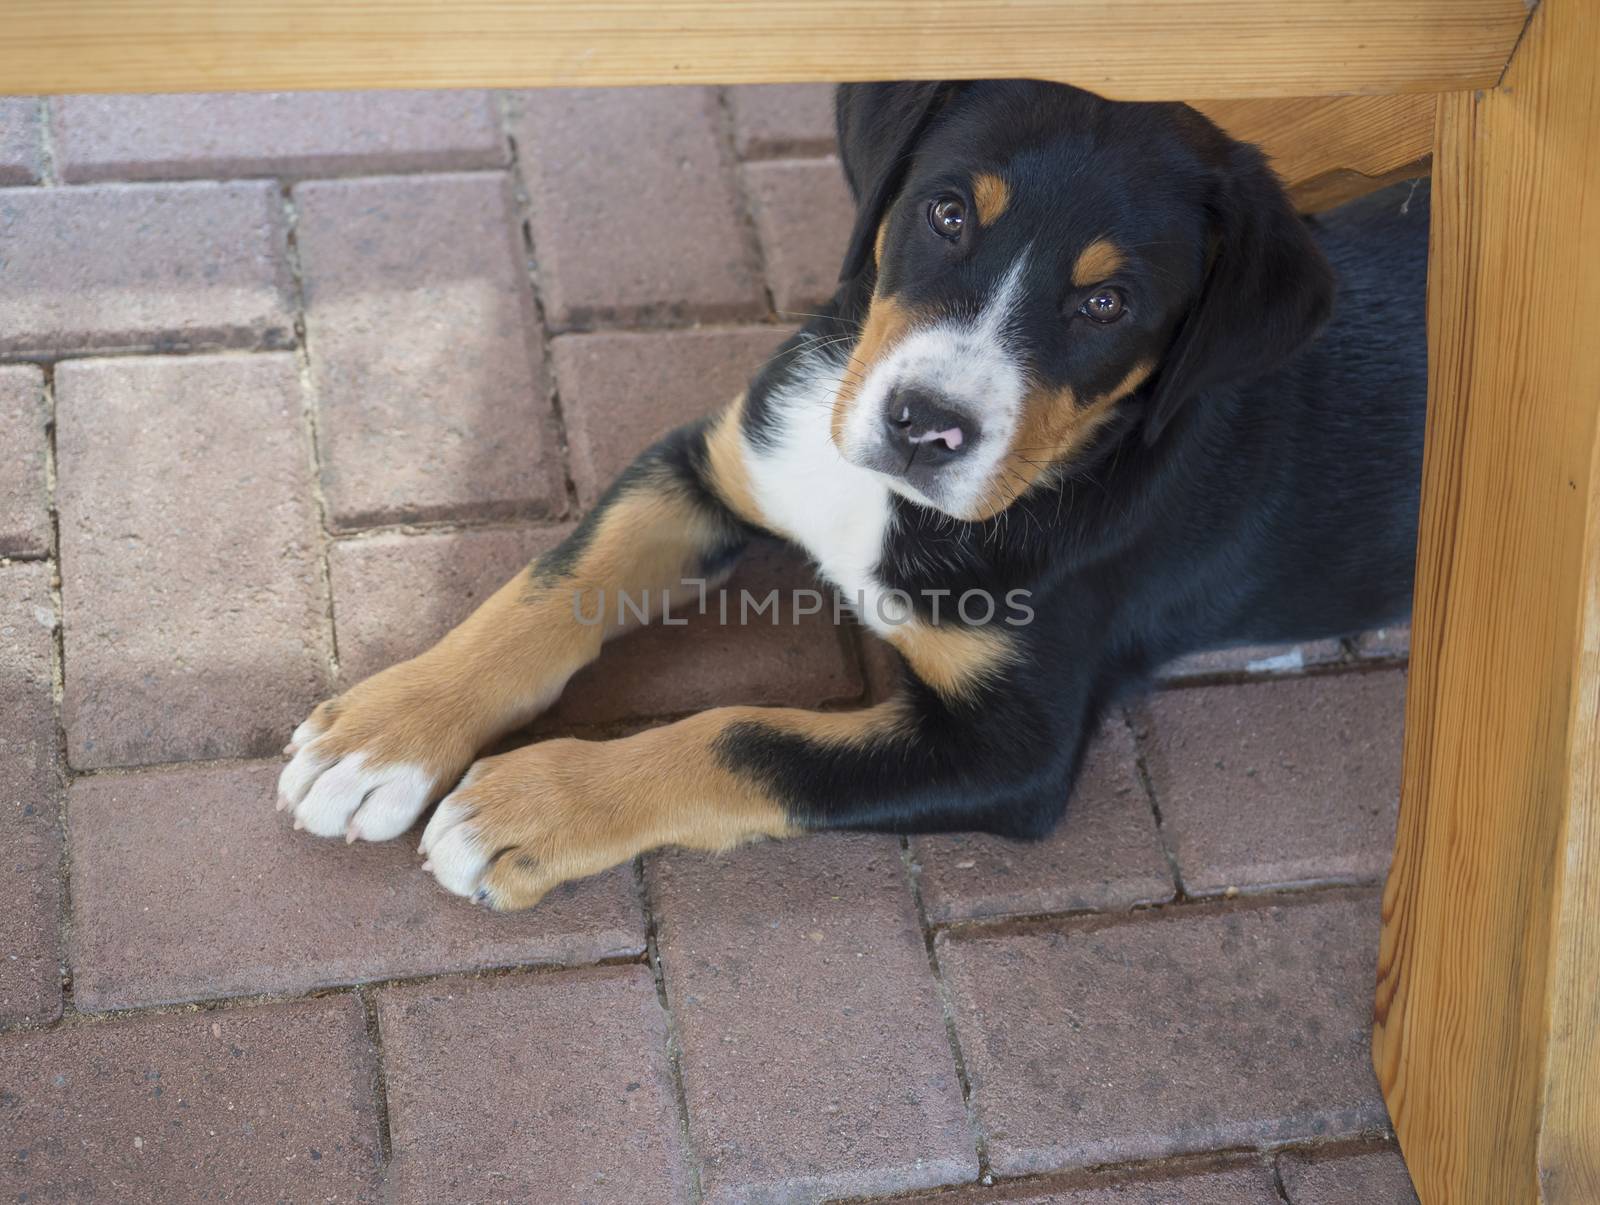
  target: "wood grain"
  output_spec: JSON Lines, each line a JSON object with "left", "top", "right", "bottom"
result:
{"left": 1373, "top": 1, "right": 1600, "bottom": 1200}
{"left": 1194, "top": 95, "right": 1434, "bottom": 211}
{"left": 0, "top": 0, "right": 1528, "bottom": 98}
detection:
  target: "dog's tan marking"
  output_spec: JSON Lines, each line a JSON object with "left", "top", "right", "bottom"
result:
{"left": 965, "top": 359, "right": 1156, "bottom": 521}
{"left": 884, "top": 621, "right": 1017, "bottom": 701}
{"left": 972, "top": 172, "right": 1010, "bottom": 226}
{"left": 296, "top": 470, "right": 740, "bottom": 790}
{"left": 873, "top": 217, "right": 890, "bottom": 267}
{"left": 1072, "top": 238, "right": 1126, "bottom": 287}
{"left": 830, "top": 294, "right": 914, "bottom": 445}
{"left": 452, "top": 700, "right": 909, "bottom": 908}
{"left": 703, "top": 393, "right": 766, "bottom": 527}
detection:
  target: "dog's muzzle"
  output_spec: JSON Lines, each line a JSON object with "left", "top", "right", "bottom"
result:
{"left": 866, "top": 386, "right": 982, "bottom": 496}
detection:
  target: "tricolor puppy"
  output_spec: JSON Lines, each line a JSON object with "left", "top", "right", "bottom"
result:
{"left": 276, "top": 80, "right": 1426, "bottom": 908}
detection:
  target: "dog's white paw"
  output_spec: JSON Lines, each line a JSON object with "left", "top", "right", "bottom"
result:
{"left": 275, "top": 658, "right": 482, "bottom": 843}
{"left": 418, "top": 788, "right": 492, "bottom": 900}
{"left": 278, "top": 740, "right": 439, "bottom": 842}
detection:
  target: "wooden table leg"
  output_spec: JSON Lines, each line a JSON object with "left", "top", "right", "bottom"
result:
{"left": 1373, "top": 1, "right": 1600, "bottom": 1200}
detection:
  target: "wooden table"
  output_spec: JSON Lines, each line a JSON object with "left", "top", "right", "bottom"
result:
{"left": 5, "top": 3, "right": 1594, "bottom": 1200}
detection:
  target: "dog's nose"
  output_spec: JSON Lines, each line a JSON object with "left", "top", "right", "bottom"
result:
{"left": 884, "top": 388, "right": 976, "bottom": 461}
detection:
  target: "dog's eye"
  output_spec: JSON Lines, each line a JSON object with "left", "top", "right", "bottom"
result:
{"left": 927, "top": 196, "right": 967, "bottom": 240}
{"left": 1080, "top": 287, "right": 1126, "bottom": 323}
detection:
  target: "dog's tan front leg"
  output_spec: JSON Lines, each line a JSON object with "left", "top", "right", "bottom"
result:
{"left": 419, "top": 701, "right": 907, "bottom": 909}
{"left": 277, "top": 408, "right": 762, "bottom": 842}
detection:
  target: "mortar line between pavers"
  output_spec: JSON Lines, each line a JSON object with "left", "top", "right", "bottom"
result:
{"left": 714, "top": 87, "right": 780, "bottom": 325}
{"left": 742, "top": 152, "right": 842, "bottom": 171}
{"left": 820, "top": 1133, "right": 1407, "bottom": 1204}
{"left": 0, "top": 949, "right": 651, "bottom": 1039}
{"left": 931, "top": 882, "right": 1383, "bottom": 947}
{"left": 898, "top": 837, "right": 991, "bottom": 1187}
{"left": 1120, "top": 705, "right": 1189, "bottom": 901}
{"left": 17, "top": 160, "right": 525, "bottom": 190}
{"left": 1269, "top": 1153, "right": 1295, "bottom": 1204}
{"left": 357, "top": 986, "right": 396, "bottom": 1168}
{"left": 0, "top": 338, "right": 297, "bottom": 368}
{"left": 278, "top": 181, "right": 342, "bottom": 681}
{"left": 1150, "top": 655, "right": 1406, "bottom": 694}
{"left": 638, "top": 856, "right": 708, "bottom": 1205}
{"left": 737, "top": 142, "right": 841, "bottom": 165}
{"left": 35, "top": 97, "right": 59, "bottom": 186}
{"left": 39, "top": 361, "right": 75, "bottom": 1021}
{"left": 0, "top": 314, "right": 802, "bottom": 370}
{"left": 499, "top": 92, "right": 581, "bottom": 523}
{"left": 325, "top": 514, "right": 578, "bottom": 544}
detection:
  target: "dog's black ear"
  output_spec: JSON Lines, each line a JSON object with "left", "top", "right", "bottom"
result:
{"left": 1143, "top": 138, "right": 1335, "bottom": 445}
{"left": 835, "top": 82, "right": 961, "bottom": 283}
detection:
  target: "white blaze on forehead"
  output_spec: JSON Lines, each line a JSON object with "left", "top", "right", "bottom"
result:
{"left": 839, "top": 254, "right": 1031, "bottom": 517}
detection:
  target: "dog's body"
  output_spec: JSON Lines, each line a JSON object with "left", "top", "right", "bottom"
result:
{"left": 276, "top": 81, "right": 1426, "bottom": 906}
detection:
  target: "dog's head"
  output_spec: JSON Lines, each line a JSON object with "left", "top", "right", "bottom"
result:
{"left": 829, "top": 80, "right": 1334, "bottom": 520}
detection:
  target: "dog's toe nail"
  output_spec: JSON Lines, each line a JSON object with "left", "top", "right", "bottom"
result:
{"left": 420, "top": 859, "right": 432, "bottom": 872}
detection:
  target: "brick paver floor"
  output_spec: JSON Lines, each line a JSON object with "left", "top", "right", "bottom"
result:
{"left": 0, "top": 90, "right": 1418, "bottom": 1202}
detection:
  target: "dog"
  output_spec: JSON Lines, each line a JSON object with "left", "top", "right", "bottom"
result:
{"left": 275, "top": 80, "right": 1427, "bottom": 909}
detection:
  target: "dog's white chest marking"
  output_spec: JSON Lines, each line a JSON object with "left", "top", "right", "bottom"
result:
{"left": 744, "top": 374, "right": 903, "bottom": 634}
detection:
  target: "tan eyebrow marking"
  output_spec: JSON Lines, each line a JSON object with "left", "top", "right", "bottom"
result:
{"left": 972, "top": 173, "right": 1010, "bottom": 226}
{"left": 1072, "top": 238, "right": 1126, "bottom": 286}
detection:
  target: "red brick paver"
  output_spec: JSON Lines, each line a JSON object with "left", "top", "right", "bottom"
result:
{"left": 744, "top": 158, "right": 855, "bottom": 315}
{"left": 0, "top": 98, "right": 42, "bottom": 184}
{"left": 1279, "top": 1148, "right": 1418, "bottom": 1204}
{"left": 552, "top": 324, "right": 788, "bottom": 508}
{"left": 1139, "top": 671, "right": 1405, "bottom": 894}
{"left": 937, "top": 894, "right": 1388, "bottom": 1176}
{"left": 511, "top": 87, "right": 765, "bottom": 327}
{"left": 911, "top": 719, "right": 1174, "bottom": 924}
{"left": 0, "top": 996, "right": 381, "bottom": 1202}
{"left": 52, "top": 90, "right": 504, "bottom": 182}
{"left": 377, "top": 967, "right": 691, "bottom": 1204}
{"left": 67, "top": 760, "right": 644, "bottom": 1010}
{"left": 0, "top": 363, "right": 49, "bottom": 557}
{"left": 295, "top": 171, "right": 560, "bottom": 529}
{"left": 650, "top": 833, "right": 977, "bottom": 1202}
{"left": 0, "top": 182, "right": 293, "bottom": 357}
{"left": 0, "top": 561, "right": 61, "bottom": 1026}
{"left": 330, "top": 524, "right": 573, "bottom": 685}
{"left": 727, "top": 84, "right": 837, "bottom": 159}
{"left": 55, "top": 354, "right": 330, "bottom": 769}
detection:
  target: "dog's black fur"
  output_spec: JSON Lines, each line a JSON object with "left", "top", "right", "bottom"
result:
{"left": 717, "top": 81, "right": 1426, "bottom": 839}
